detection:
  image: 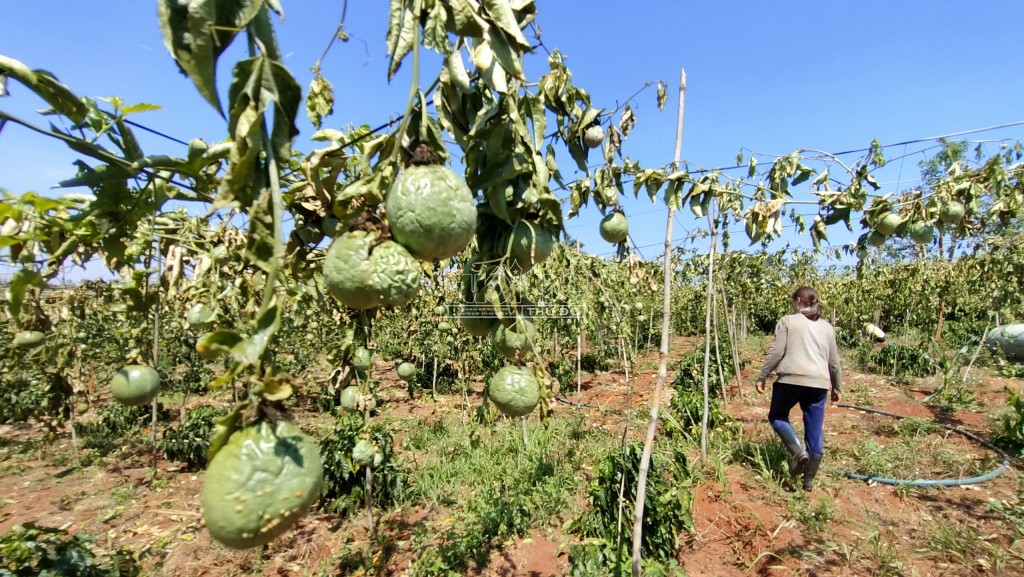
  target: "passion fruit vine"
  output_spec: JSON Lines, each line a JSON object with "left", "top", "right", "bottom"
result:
{"left": 201, "top": 420, "right": 323, "bottom": 550}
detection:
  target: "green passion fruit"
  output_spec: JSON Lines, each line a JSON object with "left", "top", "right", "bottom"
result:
{"left": 583, "top": 124, "right": 605, "bottom": 149}
{"left": 352, "top": 440, "right": 377, "bottom": 465}
{"left": 939, "top": 201, "right": 965, "bottom": 224}
{"left": 352, "top": 347, "right": 373, "bottom": 372}
{"left": 509, "top": 222, "right": 556, "bottom": 274}
{"left": 875, "top": 213, "right": 902, "bottom": 236}
{"left": 110, "top": 365, "right": 160, "bottom": 407}
{"left": 201, "top": 421, "right": 323, "bottom": 550}
{"left": 908, "top": 221, "right": 935, "bottom": 244}
{"left": 386, "top": 165, "right": 477, "bottom": 261}
{"left": 492, "top": 318, "right": 537, "bottom": 360}
{"left": 340, "top": 386, "right": 360, "bottom": 410}
{"left": 396, "top": 362, "right": 417, "bottom": 382}
{"left": 323, "top": 231, "right": 421, "bottom": 310}
{"left": 866, "top": 231, "right": 887, "bottom": 248}
{"left": 599, "top": 212, "right": 628, "bottom": 243}
{"left": 488, "top": 365, "right": 541, "bottom": 417}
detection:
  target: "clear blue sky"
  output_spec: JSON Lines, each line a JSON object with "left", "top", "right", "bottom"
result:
{"left": 2, "top": 1, "right": 1023, "bottom": 269}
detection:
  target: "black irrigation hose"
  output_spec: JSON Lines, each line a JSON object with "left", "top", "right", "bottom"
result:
{"left": 832, "top": 403, "right": 1012, "bottom": 487}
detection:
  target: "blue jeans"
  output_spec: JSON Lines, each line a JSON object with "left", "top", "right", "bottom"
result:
{"left": 768, "top": 382, "right": 828, "bottom": 457}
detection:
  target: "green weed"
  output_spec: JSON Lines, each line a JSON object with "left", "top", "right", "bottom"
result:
{"left": 108, "top": 485, "right": 137, "bottom": 506}
{"left": 835, "top": 431, "right": 989, "bottom": 482}
{"left": 994, "top": 392, "right": 1024, "bottom": 458}
{"left": 927, "top": 518, "right": 979, "bottom": 564}
{"left": 159, "top": 405, "right": 221, "bottom": 470}
{"left": 0, "top": 522, "right": 141, "bottom": 576}
{"left": 731, "top": 435, "right": 790, "bottom": 487}
{"left": 400, "top": 414, "right": 613, "bottom": 576}
{"left": 788, "top": 495, "right": 834, "bottom": 534}
{"left": 864, "top": 530, "right": 907, "bottom": 577}
{"left": 568, "top": 442, "right": 694, "bottom": 565}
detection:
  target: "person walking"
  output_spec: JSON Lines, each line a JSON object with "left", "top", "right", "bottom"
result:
{"left": 755, "top": 286, "right": 843, "bottom": 491}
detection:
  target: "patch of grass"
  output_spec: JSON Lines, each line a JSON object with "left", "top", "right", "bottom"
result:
{"left": 109, "top": 485, "right": 137, "bottom": 506}
{"left": 401, "top": 413, "right": 616, "bottom": 577}
{"left": 927, "top": 518, "right": 980, "bottom": 564}
{"left": 788, "top": 495, "right": 834, "bottom": 535}
{"left": 880, "top": 417, "right": 939, "bottom": 439}
{"left": 984, "top": 492, "right": 1024, "bottom": 537}
{"left": 730, "top": 432, "right": 790, "bottom": 488}
{"left": 844, "top": 380, "right": 878, "bottom": 408}
{"left": 835, "top": 431, "right": 990, "bottom": 482}
{"left": 863, "top": 530, "right": 907, "bottom": 577}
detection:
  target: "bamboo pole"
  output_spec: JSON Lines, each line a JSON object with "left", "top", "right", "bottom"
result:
{"left": 700, "top": 207, "right": 718, "bottom": 459}
{"left": 631, "top": 67, "right": 685, "bottom": 577}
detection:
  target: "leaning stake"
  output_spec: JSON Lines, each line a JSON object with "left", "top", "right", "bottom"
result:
{"left": 631, "top": 67, "right": 685, "bottom": 577}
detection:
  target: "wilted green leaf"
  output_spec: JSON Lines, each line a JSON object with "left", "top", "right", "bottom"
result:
{"left": 196, "top": 329, "right": 247, "bottom": 360}
{"left": 4, "top": 268, "right": 47, "bottom": 323}
{"left": 386, "top": 0, "right": 418, "bottom": 80}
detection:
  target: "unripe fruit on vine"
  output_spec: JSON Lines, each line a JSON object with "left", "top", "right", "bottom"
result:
{"left": 352, "top": 347, "right": 373, "bottom": 372}
{"left": 987, "top": 324, "right": 1024, "bottom": 361}
{"left": 866, "top": 231, "right": 886, "bottom": 248}
{"left": 599, "top": 212, "right": 629, "bottom": 243}
{"left": 386, "top": 165, "right": 477, "bottom": 261}
{"left": 509, "top": 221, "right": 555, "bottom": 274}
{"left": 396, "top": 362, "right": 417, "bottom": 382}
{"left": 201, "top": 421, "right": 323, "bottom": 550}
{"left": 438, "top": 321, "right": 453, "bottom": 333}
{"left": 583, "top": 124, "right": 605, "bottom": 149}
{"left": 340, "top": 386, "right": 360, "bottom": 410}
{"left": 12, "top": 330, "right": 45, "bottom": 348}
{"left": 110, "top": 365, "right": 160, "bottom": 406}
{"left": 939, "top": 201, "right": 965, "bottom": 224}
{"left": 488, "top": 365, "right": 541, "bottom": 417}
{"left": 323, "top": 231, "right": 421, "bottom": 309}
{"left": 352, "top": 440, "right": 377, "bottom": 465}
{"left": 875, "top": 213, "right": 902, "bottom": 236}
{"left": 492, "top": 318, "right": 537, "bottom": 360}
{"left": 908, "top": 221, "right": 935, "bottom": 244}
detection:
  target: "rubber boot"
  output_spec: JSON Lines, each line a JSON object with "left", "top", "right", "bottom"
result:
{"left": 803, "top": 453, "right": 822, "bottom": 491}
{"left": 772, "top": 422, "right": 808, "bottom": 476}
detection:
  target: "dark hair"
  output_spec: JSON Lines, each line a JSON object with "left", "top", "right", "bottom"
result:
{"left": 792, "top": 286, "right": 821, "bottom": 320}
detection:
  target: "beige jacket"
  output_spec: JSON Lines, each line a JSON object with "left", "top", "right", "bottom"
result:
{"left": 757, "top": 313, "right": 843, "bottom": 392}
